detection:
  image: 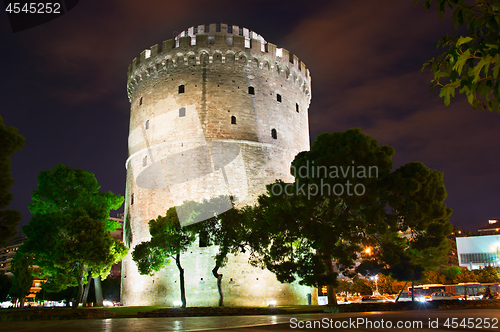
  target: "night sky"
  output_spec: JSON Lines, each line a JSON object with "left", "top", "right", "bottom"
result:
{"left": 2, "top": 0, "right": 499, "bottom": 234}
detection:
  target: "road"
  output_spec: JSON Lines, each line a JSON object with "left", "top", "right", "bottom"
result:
{"left": 3, "top": 308, "right": 499, "bottom": 331}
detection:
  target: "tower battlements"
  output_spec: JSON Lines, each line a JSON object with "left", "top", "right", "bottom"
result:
{"left": 126, "top": 23, "right": 311, "bottom": 103}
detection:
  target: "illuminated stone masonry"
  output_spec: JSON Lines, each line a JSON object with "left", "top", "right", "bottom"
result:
{"left": 122, "top": 23, "right": 314, "bottom": 306}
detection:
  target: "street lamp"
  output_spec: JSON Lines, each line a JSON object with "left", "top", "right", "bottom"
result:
{"left": 371, "top": 275, "right": 379, "bottom": 296}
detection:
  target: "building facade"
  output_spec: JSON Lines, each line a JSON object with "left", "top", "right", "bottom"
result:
{"left": 121, "top": 23, "right": 314, "bottom": 306}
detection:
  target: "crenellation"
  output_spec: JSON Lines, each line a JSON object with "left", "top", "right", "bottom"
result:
{"left": 250, "top": 38, "right": 261, "bottom": 51}
{"left": 196, "top": 34, "right": 208, "bottom": 45}
{"left": 214, "top": 34, "right": 226, "bottom": 45}
{"left": 150, "top": 44, "right": 160, "bottom": 57}
{"left": 162, "top": 39, "right": 174, "bottom": 52}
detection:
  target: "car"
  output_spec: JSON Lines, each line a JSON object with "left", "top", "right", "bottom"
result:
{"left": 361, "top": 296, "right": 382, "bottom": 302}
{"left": 430, "top": 292, "right": 461, "bottom": 301}
{"left": 395, "top": 292, "right": 413, "bottom": 302}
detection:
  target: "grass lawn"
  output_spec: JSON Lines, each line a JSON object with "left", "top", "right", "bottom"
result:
{"left": 98, "top": 306, "right": 169, "bottom": 316}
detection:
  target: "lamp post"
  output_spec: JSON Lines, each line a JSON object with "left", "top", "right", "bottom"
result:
{"left": 371, "top": 275, "right": 379, "bottom": 296}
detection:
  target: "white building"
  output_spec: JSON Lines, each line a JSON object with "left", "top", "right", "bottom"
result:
{"left": 456, "top": 234, "right": 500, "bottom": 270}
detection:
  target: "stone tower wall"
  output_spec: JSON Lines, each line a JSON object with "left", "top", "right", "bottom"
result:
{"left": 122, "top": 23, "right": 315, "bottom": 306}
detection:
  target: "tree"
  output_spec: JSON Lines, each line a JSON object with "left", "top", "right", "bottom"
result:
{"left": 351, "top": 277, "right": 372, "bottom": 296}
{"left": 21, "top": 164, "right": 128, "bottom": 309}
{"left": 243, "top": 129, "right": 395, "bottom": 306}
{"left": 453, "top": 267, "right": 480, "bottom": 288}
{"left": 416, "top": 0, "right": 500, "bottom": 112}
{"left": 476, "top": 266, "right": 500, "bottom": 282}
{"left": 9, "top": 253, "right": 33, "bottom": 307}
{"left": 441, "top": 265, "right": 462, "bottom": 282}
{"left": 132, "top": 208, "right": 197, "bottom": 308}
{"left": 0, "top": 115, "right": 25, "bottom": 247}
{"left": 421, "top": 270, "right": 447, "bottom": 284}
{"left": 243, "top": 129, "right": 452, "bottom": 307}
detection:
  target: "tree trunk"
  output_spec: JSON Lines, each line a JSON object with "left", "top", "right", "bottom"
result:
{"left": 212, "top": 265, "right": 223, "bottom": 306}
{"left": 82, "top": 270, "right": 92, "bottom": 306}
{"left": 74, "top": 268, "right": 85, "bottom": 309}
{"left": 395, "top": 281, "right": 408, "bottom": 303}
{"left": 94, "top": 276, "right": 103, "bottom": 306}
{"left": 411, "top": 280, "right": 415, "bottom": 302}
{"left": 175, "top": 253, "right": 187, "bottom": 308}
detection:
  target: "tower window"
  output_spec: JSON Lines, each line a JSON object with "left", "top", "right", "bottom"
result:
{"left": 205, "top": 24, "right": 209, "bottom": 32}
{"left": 296, "top": 103, "right": 299, "bottom": 113}
{"left": 216, "top": 23, "right": 221, "bottom": 32}
{"left": 145, "top": 119, "right": 149, "bottom": 130}
{"left": 227, "top": 25, "right": 232, "bottom": 33}
{"left": 194, "top": 26, "right": 198, "bottom": 34}
{"left": 179, "top": 107, "right": 186, "bottom": 117}
{"left": 139, "top": 97, "right": 143, "bottom": 105}
{"left": 178, "top": 85, "right": 185, "bottom": 93}
{"left": 199, "top": 231, "right": 209, "bottom": 247}
{"left": 231, "top": 116, "right": 236, "bottom": 124}
{"left": 271, "top": 128, "right": 277, "bottom": 139}
{"left": 239, "top": 27, "right": 243, "bottom": 36}
{"left": 248, "top": 86, "right": 255, "bottom": 95}
{"left": 277, "top": 94, "right": 282, "bottom": 102}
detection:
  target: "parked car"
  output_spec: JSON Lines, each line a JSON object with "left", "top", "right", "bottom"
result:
{"left": 430, "top": 292, "right": 461, "bottom": 301}
{"left": 361, "top": 296, "right": 382, "bottom": 302}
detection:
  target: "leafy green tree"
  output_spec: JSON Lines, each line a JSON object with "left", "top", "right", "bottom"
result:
{"left": 0, "top": 115, "right": 25, "bottom": 247}
{"left": 244, "top": 129, "right": 452, "bottom": 307}
{"left": 9, "top": 253, "right": 33, "bottom": 307}
{"left": 132, "top": 208, "right": 197, "bottom": 308}
{"left": 21, "top": 164, "right": 127, "bottom": 309}
{"left": 416, "top": 0, "right": 500, "bottom": 112}
{"left": 441, "top": 265, "right": 462, "bottom": 282}
{"left": 336, "top": 279, "right": 352, "bottom": 296}
{"left": 39, "top": 285, "right": 78, "bottom": 307}
{"left": 244, "top": 129, "right": 394, "bottom": 306}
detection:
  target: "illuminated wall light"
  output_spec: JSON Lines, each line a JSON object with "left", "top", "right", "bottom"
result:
{"left": 173, "top": 301, "right": 182, "bottom": 307}
{"left": 268, "top": 300, "right": 277, "bottom": 307}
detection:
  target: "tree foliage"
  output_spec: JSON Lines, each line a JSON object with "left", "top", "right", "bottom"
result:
{"left": 133, "top": 197, "right": 249, "bottom": 307}
{"left": 0, "top": 115, "right": 25, "bottom": 247}
{"left": 21, "top": 164, "right": 127, "bottom": 309}
{"left": 416, "top": 0, "right": 500, "bottom": 112}
{"left": 243, "top": 129, "right": 452, "bottom": 306}
{"left": 0, "top": 273, "right": 11, "bottom": 302}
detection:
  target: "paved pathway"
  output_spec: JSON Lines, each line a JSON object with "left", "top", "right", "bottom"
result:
{"left": 3, "top": 308, "right": 500, "bottom": 331}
